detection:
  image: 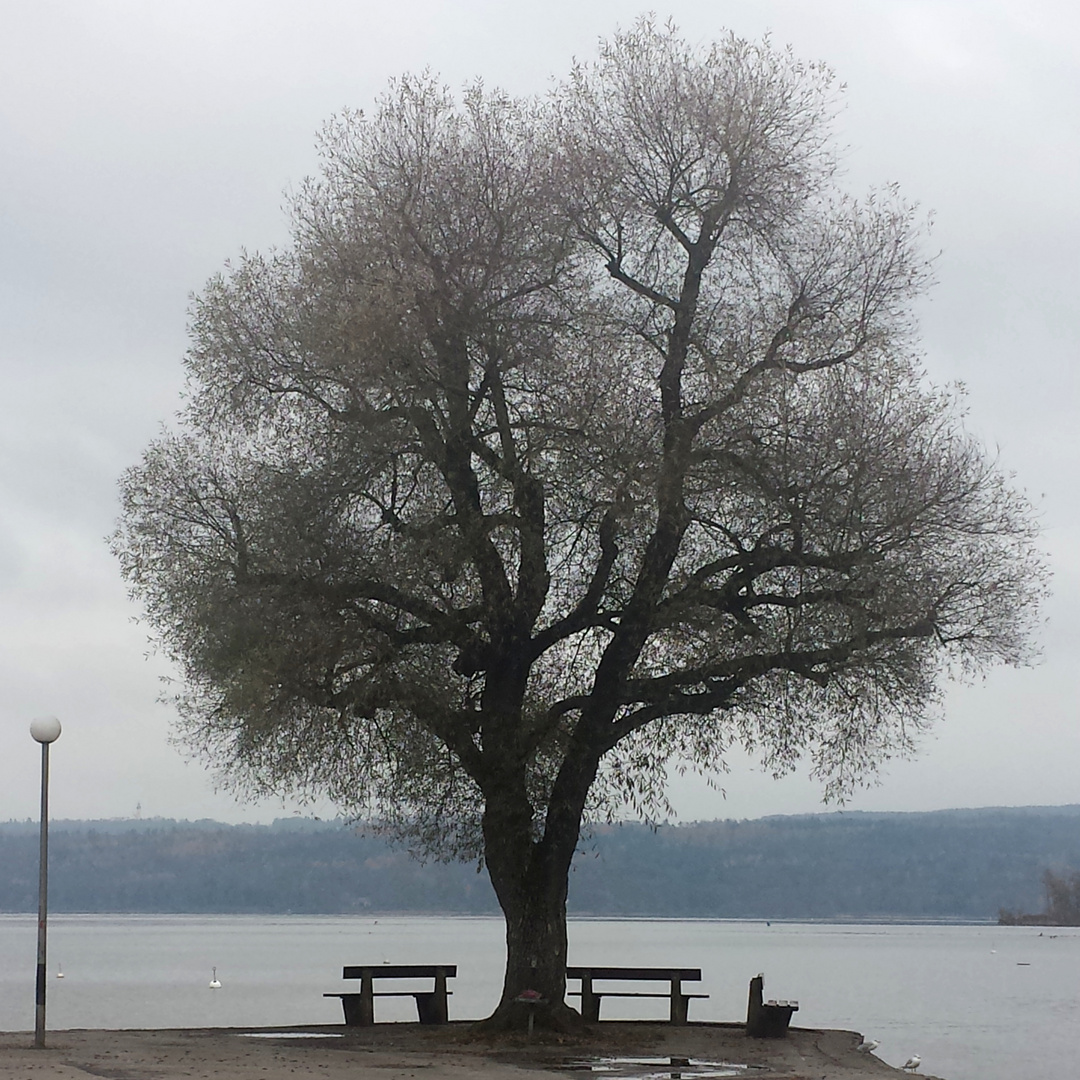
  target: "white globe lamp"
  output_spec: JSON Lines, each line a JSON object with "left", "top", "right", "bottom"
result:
{"left": 30, "top": 716, "right": 62, "bottom": 744}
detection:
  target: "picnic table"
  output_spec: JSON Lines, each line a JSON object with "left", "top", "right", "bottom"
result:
{"left": 324, "top": 964, "right": 456, "bottom": 1026}
{"left": 565, "top": 966, "right": 707, "bottom": 1024}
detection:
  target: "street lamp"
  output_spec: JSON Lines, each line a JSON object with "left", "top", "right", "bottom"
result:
{"left": 30, "top": 716, "right": 61, "bottom": 1049}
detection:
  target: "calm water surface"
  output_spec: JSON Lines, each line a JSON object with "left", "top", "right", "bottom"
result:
{"left": 1, "top": 916, "right": 1077, "bottom": 1080}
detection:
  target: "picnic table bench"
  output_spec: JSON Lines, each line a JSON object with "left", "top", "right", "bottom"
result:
{"left": 324, "top": 964, "right": 456, "bottom": 1026}
{"left": 565, "top": 966, "right": 707, "bottom": 1024}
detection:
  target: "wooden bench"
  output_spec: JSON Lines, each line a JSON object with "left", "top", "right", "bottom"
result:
{"left": 565, "top": 966, "right": 707, "bottom": 1024}
{"left": 745, "top": 973, "right": 798, "bottom": 1038}
{"left": 324, "top": 964, "right": 456, "bottom": 1026}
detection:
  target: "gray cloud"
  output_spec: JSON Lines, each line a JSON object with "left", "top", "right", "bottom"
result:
{"left": 2, "top": 0, "right": 1076, "bottom": 823}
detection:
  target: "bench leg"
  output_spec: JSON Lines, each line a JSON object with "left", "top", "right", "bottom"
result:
{"left": 581, "top": 977, "right": 601, "bottom": 1023}
{"left": 670, "top": 980, "right": 688, "bottom": 1025}
{"left": 414, "top": 992, "right": 447, "bottom": 1025}
{"left": 358, "top": 973, "right": 375, "bottom": 1026}
{"left": 339, "top": 993, "right": 370, "bottom": 1027}
{"left": 433, "top": 968, "right": 450, "bottom": 1024}
{"left": 414, "top": 967, "right": 451, "bottom": 1024}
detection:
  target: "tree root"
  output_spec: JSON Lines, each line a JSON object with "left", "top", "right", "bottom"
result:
{"left": 471, "top": 998, "right": 588, "bottom": 1037}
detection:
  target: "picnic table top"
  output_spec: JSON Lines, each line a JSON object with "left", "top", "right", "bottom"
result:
{"left": 342, "top": 964, "right": 457, "bottom": 979}
{"left": 338, "top": 964, "right": 697, "bottom": 981}
{"left": 566, "top": 966, "right": 702, "bottom": 981}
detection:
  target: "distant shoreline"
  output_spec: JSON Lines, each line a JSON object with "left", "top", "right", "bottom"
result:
{"left": 4, "top": 806, "right": 1078, "bottom": 921}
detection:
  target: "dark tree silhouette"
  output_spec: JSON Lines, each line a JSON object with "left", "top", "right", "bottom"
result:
{"left": 115, "top": 21, "right": 1044, "bottom": 1028}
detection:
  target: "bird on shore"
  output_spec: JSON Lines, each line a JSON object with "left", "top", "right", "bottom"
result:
{"left": 856, "top": 1039, "right": 879, "bottom": 1053}
{"left": 901, "top": 1055, "right": 921, "bottom": 1072}
{"left": 209, "top": 967, "right": 221, "bottom": 989}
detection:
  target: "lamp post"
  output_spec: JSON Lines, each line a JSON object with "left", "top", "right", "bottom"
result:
{"left": 30, "top": 716, "right": 61, "bottom": 1049}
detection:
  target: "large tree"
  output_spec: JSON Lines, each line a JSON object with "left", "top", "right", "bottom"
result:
{"left": 115, "top": 22, "right": 1043, "bottom": 1027}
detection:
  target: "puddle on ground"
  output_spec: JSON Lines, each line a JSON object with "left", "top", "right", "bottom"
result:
{"left": 237, "top": 1031, "right": 344, "bottom": 1039}
{"left": 559, "top": 1057, "right": 765, "bottom": 1080}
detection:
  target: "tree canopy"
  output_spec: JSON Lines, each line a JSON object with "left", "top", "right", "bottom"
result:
{"left": 114, "top": 20, "right": 1044, "bottom": 1026}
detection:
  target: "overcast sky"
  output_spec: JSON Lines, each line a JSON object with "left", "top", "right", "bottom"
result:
{"left": 1, "top": 0, "right": 1077, "bottom": 825}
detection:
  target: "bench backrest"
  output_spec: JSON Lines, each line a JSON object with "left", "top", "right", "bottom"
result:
{"left": 343, "top": 964, "right": 457, "bottom": 980}
{"left": 566, "top": 966, "right": 701, "bottom": 981}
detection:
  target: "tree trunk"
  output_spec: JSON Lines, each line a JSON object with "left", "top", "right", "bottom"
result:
{"left": 493, "top": 855, "right": 579, "bottom": 1030}
{"left": 478, "top": 783, "right": 587, "bottom": 1031}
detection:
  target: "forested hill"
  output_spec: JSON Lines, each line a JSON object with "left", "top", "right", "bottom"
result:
{"left": 2, "top": 806, "right": 1079, "bottom": 921}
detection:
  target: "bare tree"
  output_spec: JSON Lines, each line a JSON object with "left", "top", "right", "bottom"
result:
{"left": 114, "top": 21, "right": 1044, "bottom": 1028}
{"left": 1043, "top": 869, "right": 1080, "bottom": 925}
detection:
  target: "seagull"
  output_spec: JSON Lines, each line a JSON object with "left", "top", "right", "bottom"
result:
{"left": 856, "top": 1039, "right": 879, "bottom": 1053}
{"left": 209, "top": 967, "right": 222, "bottom": 989}
{"left": 901, "top": 1055, "right": 921, "bottom": 1072}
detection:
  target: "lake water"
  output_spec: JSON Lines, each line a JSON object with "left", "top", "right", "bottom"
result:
{"left": 1, "top": 915, "right": 1077, "bottom": 1080}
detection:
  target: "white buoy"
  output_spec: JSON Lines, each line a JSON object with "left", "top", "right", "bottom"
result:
{"left": 901, "top": 1055, "right": 921, "bottom": 1072}
{"left": 209, "top": 967, "right": 221, "bottom": 989}
{"left": 56, "top": 963, "right": 64, "bottom": 980}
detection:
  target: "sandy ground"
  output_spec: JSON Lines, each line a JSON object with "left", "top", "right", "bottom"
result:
{"left": 0, "top": 1022, "right": 935, "bottom": 1080}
